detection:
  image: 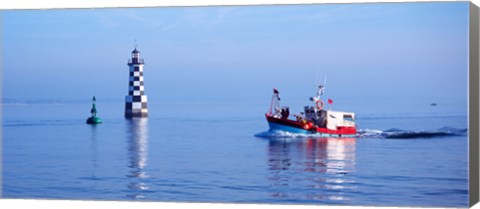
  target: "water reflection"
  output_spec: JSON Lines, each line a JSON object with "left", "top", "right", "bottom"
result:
{"left": 267, "top": 137, "right": 356, "bottom": 202}
{"left": 89, "top": 125, "right": 98, "bottom": 179}
{"left": 126, "top": 118, "right": 149, "bottom": 199}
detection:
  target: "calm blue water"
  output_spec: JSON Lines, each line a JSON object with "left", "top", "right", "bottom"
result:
{"left": 2, "top": 101, "right": 468, "bottom": 207}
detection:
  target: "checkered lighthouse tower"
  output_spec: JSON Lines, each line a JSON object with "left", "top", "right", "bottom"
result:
{"left": 125, "top": 47, "right": 148, "bottom": 118}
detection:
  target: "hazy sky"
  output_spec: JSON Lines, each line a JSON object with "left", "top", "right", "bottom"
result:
{"left": 2, "top": 2, "right": 469, "bottom": 104}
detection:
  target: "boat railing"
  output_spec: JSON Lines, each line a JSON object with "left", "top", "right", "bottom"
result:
{"left": 128, "top": 58, "right": 145, "bottom": 65}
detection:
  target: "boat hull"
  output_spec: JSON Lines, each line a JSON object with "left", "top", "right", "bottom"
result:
{"left": 267, "top": 121, "right": 311, "bottom": 134}
{"left": 266, "top": 114, "right": 357, "bottom": 138}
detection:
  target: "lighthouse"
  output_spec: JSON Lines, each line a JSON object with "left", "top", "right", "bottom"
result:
{"left": 125, "top": 47, "right": 148, "bottom": 118}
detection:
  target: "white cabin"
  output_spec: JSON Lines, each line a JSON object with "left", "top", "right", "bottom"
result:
{"left": 326, "top": 110, "right": 356, "bottom": 130}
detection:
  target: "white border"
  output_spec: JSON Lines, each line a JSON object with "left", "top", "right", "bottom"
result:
{"left": 0, "top": 0, "right": 473, "bottom": 10}
{"left": 1, "top": 1, "right": 479, "bottom": 209}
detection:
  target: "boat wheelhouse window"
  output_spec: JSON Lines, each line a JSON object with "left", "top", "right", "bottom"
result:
{"left": 344, "top": 115, "right": 354, "bottom": 121}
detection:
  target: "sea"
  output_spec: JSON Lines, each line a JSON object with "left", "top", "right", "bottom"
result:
{"left": 2, "top": 100, "right": 469, "bottom": 207}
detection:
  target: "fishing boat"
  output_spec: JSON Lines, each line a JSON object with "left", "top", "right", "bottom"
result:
{"left": 265, "top": 84, "right": 356, "bottom": 137}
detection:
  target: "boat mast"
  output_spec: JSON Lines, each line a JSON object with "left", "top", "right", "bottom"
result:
{"left": 311, "top": 77, "right": 326, "bottom": 111}
{"left": 269, "top": 88, "right": 281, "bottom": 115}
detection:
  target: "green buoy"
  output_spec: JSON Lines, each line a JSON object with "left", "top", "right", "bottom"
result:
{"left": 86, "top": 96, "right": 102, "bottom": 124}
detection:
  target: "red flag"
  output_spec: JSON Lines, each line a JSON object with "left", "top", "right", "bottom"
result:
{"left": 328, "top": 98, "right": 333, "bottom": 104}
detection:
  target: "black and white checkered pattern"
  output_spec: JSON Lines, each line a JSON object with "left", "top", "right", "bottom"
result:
{"left": 125, "top": 51, "right": 148, "bottom": 118}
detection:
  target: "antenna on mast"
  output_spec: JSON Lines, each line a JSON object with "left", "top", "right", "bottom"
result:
{"left": 323, "top": 76, "right": 327, "bottom": 93}
{"left": 315, "top": 59, "right": 321, "bottom": 87}
{"left": 134, "top": 39, "right": 138, "bottom": 49}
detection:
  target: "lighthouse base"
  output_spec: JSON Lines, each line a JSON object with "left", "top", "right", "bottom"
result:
{"left": 125, "top": 108, "right": 148, "bottom": 118}
{"left": 125, "top": 95, "right": 148, "bottom": 118}
{"left": 125, "top": 112, "right": 148, "bottom": 118}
